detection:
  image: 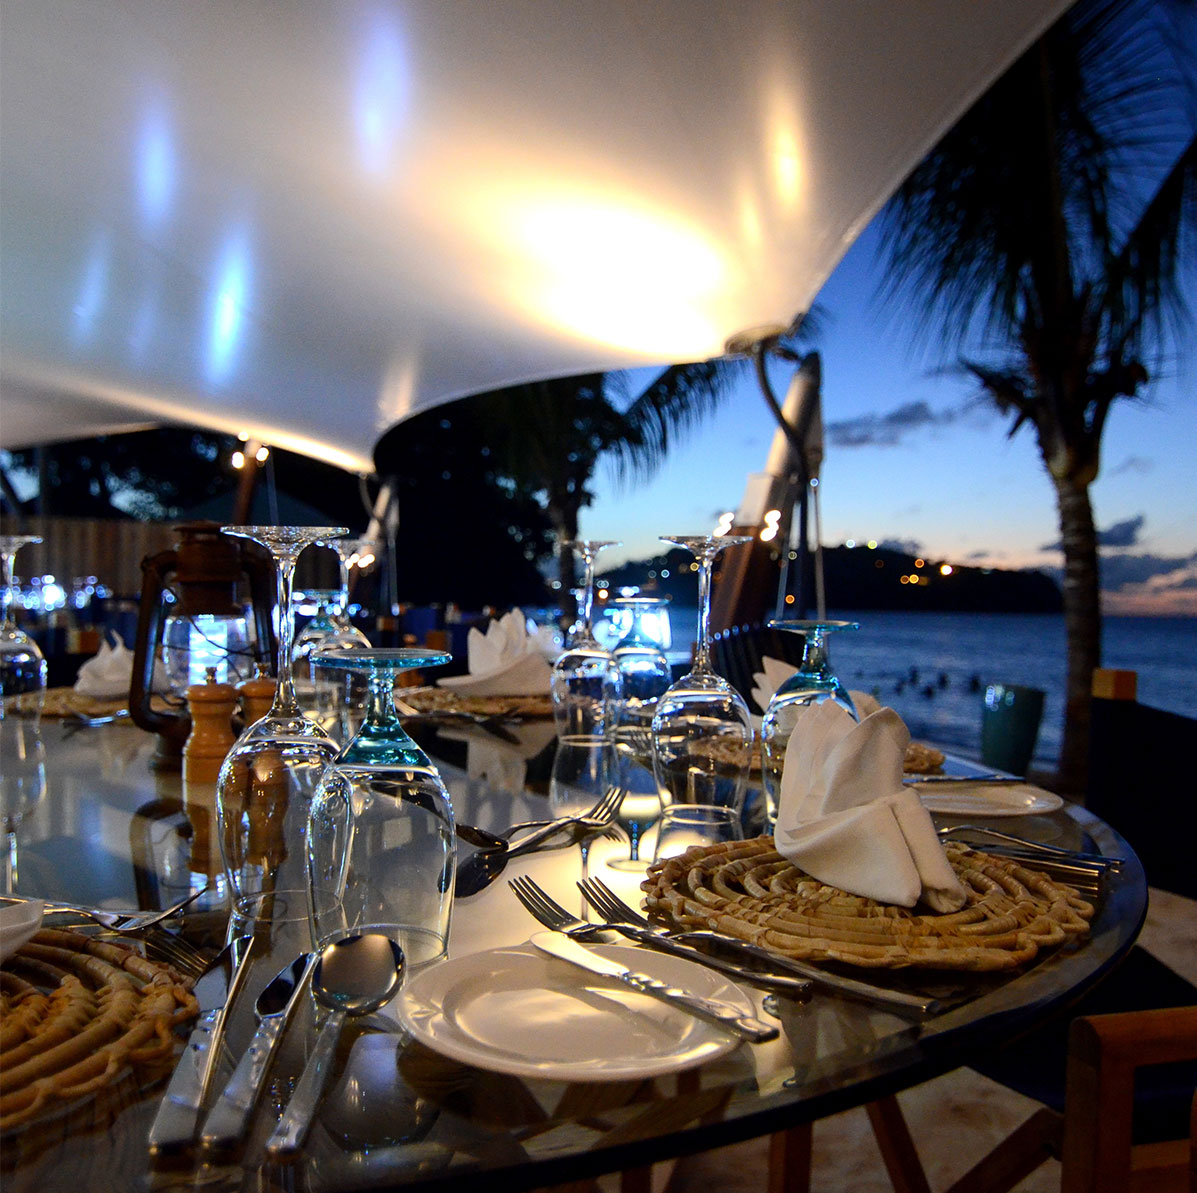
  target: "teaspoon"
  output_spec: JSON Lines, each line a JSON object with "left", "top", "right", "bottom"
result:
{"left": 265, "top": 933, "right": 405, "bottom": 1158}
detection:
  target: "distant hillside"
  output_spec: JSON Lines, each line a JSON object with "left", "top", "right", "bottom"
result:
{"left": 600, "top": 543, "right": 1062, "bottom": 614}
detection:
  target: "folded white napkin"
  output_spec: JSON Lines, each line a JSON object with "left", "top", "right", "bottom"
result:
{"left": 0, "top": 899, "right": 43, "bottom": 963}
{"left": 750, "top": 655, "right": 878, "bottom": 720}
{"left": 73, "top": 632, "right": 136, "bottom": 699}
{"left": 774, "top": 703, "right": 967, "bottom": 911}
{"left": 439, "top": 608, "right": 553, "bottom": 696}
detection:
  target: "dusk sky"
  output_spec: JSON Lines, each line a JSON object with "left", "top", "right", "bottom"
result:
{"left": 582, "top": 223, "right": 1197, "bottom": 617}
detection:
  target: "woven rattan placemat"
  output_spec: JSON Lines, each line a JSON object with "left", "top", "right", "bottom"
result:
{"left": 1, "top": 929, "right": 197, "bottom": 1134}
{"left": 642, "top": 837, "right": 1094, "bottom": 971}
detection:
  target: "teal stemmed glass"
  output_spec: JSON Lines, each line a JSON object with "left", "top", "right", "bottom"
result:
{"left": 308, "top": 648, "right": 456, "bottom": 971}
{"left": 759, "top": 619, "right": 859, "bottom": 826}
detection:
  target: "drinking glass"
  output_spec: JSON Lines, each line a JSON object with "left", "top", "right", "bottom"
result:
{"left": 0, "top": 535, "right": 47, "bottom": 720}
{"left": 0, "top": 717, "right": 45, "bottom": 891}
{"left": 609, "top": 596, "right": 672, "bottom": 732}
{"left": 308, "top": 648, "right": 456, "bottom": 970}
{"left": 551, "top": 540, "right": 622, "bottom": 737}
{"left": 650, "top": 535, "right": 754, "bottom": 840}
{"left": 608, "top": 728, "right": 663, "bottom": 871}
{"left": 760, "top": 620, "right": 859, "bottom": 826}
{"left": 550, "top": 734, "right": 618, "bottom": 876}
{"left": 215, "top": 525, "right": 347, "bottom": 969}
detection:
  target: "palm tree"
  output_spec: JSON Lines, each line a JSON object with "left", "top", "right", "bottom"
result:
{"left": 876, "top": 0, "right": 1196, "bottom": 792}
{"left": 472, "top": 362, "right": 739, "bottom": 607}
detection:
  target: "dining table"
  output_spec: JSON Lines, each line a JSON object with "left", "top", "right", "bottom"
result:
{"left": 0, "top": 712, "right": 1146, "bottom": 1193}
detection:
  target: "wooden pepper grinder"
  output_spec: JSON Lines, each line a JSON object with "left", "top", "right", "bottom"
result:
{"left": 183, "top": 667, "right": 238, "bottom": 784}
{"left": 238, "top": 662, "right": 275, "bottom": 729}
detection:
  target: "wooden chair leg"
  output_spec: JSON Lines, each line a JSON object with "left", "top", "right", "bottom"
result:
{"left": 866, "top": 1096, "right": 932, "bottom": 1193}
{"left": 943, "top": 1106, "right": 1062, "bottom": 1193}
{"left": 768, "top": 1123, "right": 813, "bottom": 1193}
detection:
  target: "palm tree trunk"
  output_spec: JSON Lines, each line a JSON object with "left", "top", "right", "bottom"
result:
{"left": 1052, "top": 475, "right": 1101, "bottom": 795}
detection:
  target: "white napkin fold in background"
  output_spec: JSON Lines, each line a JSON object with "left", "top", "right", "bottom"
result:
{"left": 73, "top": 632, "right": 170, "bottom": 699}
{"left": 773, "top": 702, "right": 967, "bottom": 912}
{"left": 0, "top": 899, "right": 43, "bottom": 963}
{"left": 439, "top": 608, "right": 553, "bottom": 695}
{"left": 749, "top": 655, "right": 878, "bottom": 719}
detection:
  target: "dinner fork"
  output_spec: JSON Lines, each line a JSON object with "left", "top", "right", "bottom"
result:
{"left": 577, "top": 876, "right": 941, "bottom": 1015}
{"left": 507, "top": 876, "right": 812, "bottom": 997}
{"left": 2, "top": 885, "right": 210, "bottom": 932}
{"left": 501, "top": 783, "right": 626, "bottom": 855}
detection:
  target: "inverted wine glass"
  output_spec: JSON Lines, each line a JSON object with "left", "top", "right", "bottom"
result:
{"left": 650, "top": 535, "right": 754, "bottom": 834}
{"left": 299, "top": 535, "right": 373, "bottom": 740}
{"left": 760, "top": 620, "right": 859, "bottom": 826}
{"left": 0, "top": 716, "right": 45, "bottom": 891}
{"left": 551, "top": 540, "right": 622, "bottom": 737}
{"left": 215, "top": 525, "right": 347, "bottom": 968}
{"left": 307, "top": 648, "right": 455, "bottom": 970}
{"left": 0, "top": 535, "right": 47, "bottom": 719}
{"left": 610, "top": 596, "right": 672, "bottom": 732}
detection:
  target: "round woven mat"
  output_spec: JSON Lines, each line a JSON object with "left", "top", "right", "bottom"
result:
{"left": 642, "top": 837, "right": 1094, "bottom": 971}
{"left": 1, "top": 929, "right": 197, "bottom": 1133}
{"left": 404, "top": 688, "right": 553, "bottom": 719}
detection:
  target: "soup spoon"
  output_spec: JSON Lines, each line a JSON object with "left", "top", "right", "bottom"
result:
{"left": 266, "top": 934, "right": 405, "bottom": 1158}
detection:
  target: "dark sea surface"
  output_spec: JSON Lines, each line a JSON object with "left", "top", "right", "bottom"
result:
{"left": 646, "top": 609, "right": 1197, "bottom": 770}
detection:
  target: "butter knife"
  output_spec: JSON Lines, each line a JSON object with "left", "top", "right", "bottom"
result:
{"left": 531, "top": 931, "right": 777, "bottom": 1043}
{"left": 148, "top": 942, "right": 237, "bottom": 1155}
{"left": 199, "top": 952, "right": 314, "bottom": 1152}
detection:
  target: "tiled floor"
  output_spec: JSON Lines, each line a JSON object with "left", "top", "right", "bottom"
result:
{"left": 658, "top": 886, "right": 1196, "bottom": 1193}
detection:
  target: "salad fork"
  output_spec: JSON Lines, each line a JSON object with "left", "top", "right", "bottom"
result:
{"left": 508, "top": 876, "right": 812, "bottom": 997}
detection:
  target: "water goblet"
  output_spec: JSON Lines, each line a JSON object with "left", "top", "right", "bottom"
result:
{"left": 551, "top": 540, "right": 622, "bottom": 737}
{"left": 307, "top": 648, "right": 456, "bottom": 971}
{"left": 0, "top": 535, "right": 47, "bottom": 719}
{"left": 760, "top": 620, "right": 858, "bottom": 826}
{"left": 650, "top": 535, "right": 754, "bottom": 842}
{"left": 215, "top": 525, "right": 347, "bottom": 981}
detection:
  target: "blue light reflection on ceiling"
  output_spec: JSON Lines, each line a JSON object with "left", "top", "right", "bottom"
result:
{"left": 353, "top": 7, "right": 409, "bottom": 177}
{"left": 136, "top": 99, "right": 176, "bottom": 228}
{"left": 72, "top": 233, "right": 111, "bottom": 345}
{"left": 205, "top": 231, "right": 251, "bottom": 385}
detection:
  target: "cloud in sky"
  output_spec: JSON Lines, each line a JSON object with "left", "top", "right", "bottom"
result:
{"left": 879, "top": 537, "right": 924, "bottom": 555}
{"left": 1101, "top": 553, "right": 1197, "bottom": 615}
{"left": 1041, "top": 514, "right": 1145, "bottom": 552}
{"left": 1107, "top": 455, "right": 1153, "bottom": 477}
{"left": 825, "top": 400, "right": 967, "bottom": 448}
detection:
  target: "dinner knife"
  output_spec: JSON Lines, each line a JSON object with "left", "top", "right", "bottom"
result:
{"left": 530, "top": 931, "right": 778, "bottom": 1043}
{"left": 199, "top": 952, "right": 315, "bottom": 1152}
{"left": 148, "top": 942, "right": 238, "bottom": 1155}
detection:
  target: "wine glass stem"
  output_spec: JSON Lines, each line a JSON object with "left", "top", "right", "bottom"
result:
{"left": 4, "top": 829, "right": 17, "bottom": 893}
{"left": 580, "top": 552, "right": 596, "bottom": 638}
{"left": 1, "top": 549, "right": 16, "bottom": 631}
{"left": 338, "top": 553, "right": 351, "bottom": 619}
{"left": 694, "top": 554, "right": 714, "bottom": 673}
{"left": 802, "top": 631, "right": 828, "bottom": 675}
{"left": 365, "top": 672, "right": 400, "bottom": 731}
{"left": 271, "top": 551, "right": 302, "bottom": 715}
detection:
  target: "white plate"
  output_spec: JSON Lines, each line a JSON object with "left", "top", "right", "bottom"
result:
{"left": 396, "top": 941, "right": 753, "bottom": 1081}
{"left": 916, "top": 783, "right": 1064, "bottom": 817}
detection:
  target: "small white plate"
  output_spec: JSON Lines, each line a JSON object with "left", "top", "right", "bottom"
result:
{"left": 916, "top": 783, "right": 1064, "bottom": 817}
{"left": 396, "top": 941, "right": 753, "bottom": 1081}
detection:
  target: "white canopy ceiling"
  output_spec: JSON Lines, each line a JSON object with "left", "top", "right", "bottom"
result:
{"left": 1, "top": 1, "right": 1069, "bottom": 474}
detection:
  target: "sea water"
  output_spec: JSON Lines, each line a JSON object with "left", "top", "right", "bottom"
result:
{"left": 645, "top": 609, "right": 1197, "bottom": 770}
